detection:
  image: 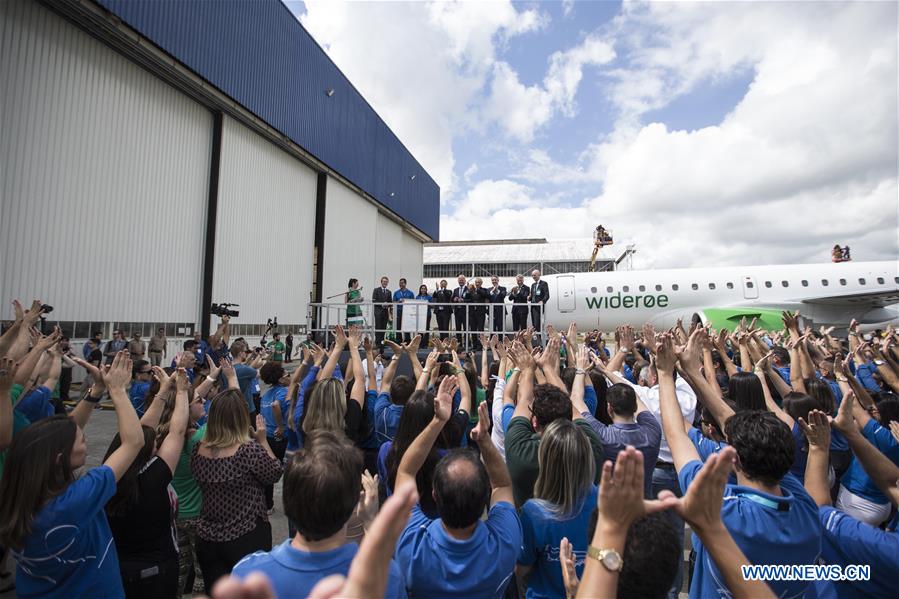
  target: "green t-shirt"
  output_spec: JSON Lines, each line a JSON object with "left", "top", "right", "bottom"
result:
{"left": 469, "top": 387, "right": 487, "bottom": 424}
{"left": 504, "top": 416, "right": 604, "bottom": 507}
{"left": 268, "top": 341, "right": 285, "bottom": 361}
{"left": 173, "top": 425, "right": 206, "bottom": 520}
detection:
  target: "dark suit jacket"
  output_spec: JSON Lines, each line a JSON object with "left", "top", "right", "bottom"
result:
{"left": 432, "top": 288, "right": 453, "bottom": 312}
{"left": 509, "top": 285, "right": 530, "bottom": 304}
{"left": 530, "top": 280, "right": 549, "bottom": 304}
{"left": 451, "top": 286, "right": 471, "bottom": 315}
{"left": 372, "top": 287, "right": 393, "bottom": 314}
{"left": 471, "top": 287, "right": 490, "bottom": 315}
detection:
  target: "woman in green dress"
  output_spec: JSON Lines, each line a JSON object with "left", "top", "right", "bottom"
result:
{"left": 346, "top": 278, "right": 364, "bottom": 328}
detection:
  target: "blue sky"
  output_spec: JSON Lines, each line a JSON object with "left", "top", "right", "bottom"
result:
{"left": 290, "top": 1, "right": 897, "bottom": 269}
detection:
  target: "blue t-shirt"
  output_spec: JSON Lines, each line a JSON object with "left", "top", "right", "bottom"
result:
{"left": 773, "top": 365, "right": 791, "bottom": 385}
{"left": 13, "top": 466, "right": 124, "bottom": 598}
{"left": 14, "top": 386, "right": 53, "bottom": 424}
{"left": 129, "top": 381, "right": 150, "bottom": 416}
{"left": 232, "top": 363, "right": 258, "bottom": 414}
{"left": 789, "top": 421, "right": 809, "bottom": 483}
{"left": 261, "top": 385, "right": 287, "bottom": 438}
{"left": 360, "top": 390, "right": 380, "bottom": 450}
{"left": 583, "top": 385, "right": 597, "bottom": 416}
{"left": 853, "top": 363, "right": 882, "bottom": 393}
{"left": 393, "top": 288, "right": 415, "bottom": 302}
{"left": 502, "top": 404, "right": 515, "bottom": 433}
{"left": 234, "top": 540, "right": 405, "bottom": 599}
{"left": 396, "top": 502, "right": 522, "bottom": 598}
{"left": 687, "top": 427, "right": 728, "bottom": 462}
{"left": 518, "top": 486, "right": 598, "bottom": 599}
{"left": 841, "top": 419, "right": 899, "bottom": 504}
{"left": 375, "top": 392, "right": 404, "bottom": 444}
{"left": 679, "top": 460, "right": 822, "bottom": 599}
{"left": 819, "top": 506, "right": 899, "bottom": 599}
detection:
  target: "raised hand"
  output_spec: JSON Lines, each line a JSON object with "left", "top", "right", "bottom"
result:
{"left": 832, "top": 391, "right": 856, "bottom": 433}
{"left": 384, "top": 339, "right": 404, "bottom": 356}
{"left": 798, "top": 409, "right": 831, "bottom": 449}
{"left": 618, "top": 325, "right": 636, "bottom": 352}
{"left": 434, "top": 375, "right": 457, "bottom": 422}
{"left": 362, "top": 335, "right": 373, "bottom": 355}
{"left": 102, "top": 351, "right": 132, "bottom": 391}
{"left": 675, "top": 327, "right": 705, "bottom": 372}
{"left": 469, "top": 400, "right": 490, "bottom": 442}
{"left": 848, "top": 319, "right": 859, "bottom": 335}
{"left": 152, "top": 365, "right": 173, "bottom": 393}
{"left": 598, "top": 447, "right": 676, "bottom": 532}
{"left": 206, "top": 354, "right": 222, "bottom": 380}
{"left": 642, "top": 323, "right": 658, "bottom": 354}
{"left": 333, "top": 324, "right": 348, "bottom": 347}
{"left": 559, "top": 537, "right": 579, "bottom": 599}
{"left": 347, "top": 325, "right": 363, "bottom": 348}
{"left": 253, "top": 414, "right": 267, "bottom": 443}
{"left": 404, "top": 334, "right": 422, "bottom": 355}
{"left": 174, "top": 367, "right": 191, "bottom": 393}
{"left": 0, "top": 357, "right": 20, "bottom": 394}
{"left": 355, "top": 470, "right": 380, "bottom": 529}
{"left": 655, "top": 334, "right": 677, "bottom": 374}
{"left": 424, "top": 349, "right": 439, "bottom": 371}
{"left": 576, "top": 345, "right": 590, "bottom": 371}
{"left": 781, "top": 310, "right": 799, "bottom": 332}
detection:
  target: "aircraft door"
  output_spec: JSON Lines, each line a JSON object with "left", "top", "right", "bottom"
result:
{"left": 557, "top": 275, "right": 576, "bottom": 312}
{"left": 742, "top": 276, "right": 758, "bottom": 300}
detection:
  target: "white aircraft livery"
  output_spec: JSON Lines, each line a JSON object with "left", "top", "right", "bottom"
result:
{"left": 537, "top": 260, "right": 898, "bottom": 332}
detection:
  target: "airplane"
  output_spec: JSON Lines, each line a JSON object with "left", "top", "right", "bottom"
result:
{"left": 535, "top": 260, "right": 899, "bottom": 333}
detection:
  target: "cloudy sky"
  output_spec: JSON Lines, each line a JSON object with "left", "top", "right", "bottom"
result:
{"left": 286, "top": 0, "right": 898, "bottom": 270}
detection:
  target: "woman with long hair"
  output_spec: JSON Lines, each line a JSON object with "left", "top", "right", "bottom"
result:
{"left": 104, "top": 368, "right": 190, "bottom": 598}
{"left": 190, "top": 389, "right": 283, "bottom": 593}
{"left": 727, "top": 371, "right": 767, "bottom": 412}
{"left": 0, "top": 351, "right": 144, "bottom": 597}
{"left": 346, "top": 278, "right": 364, "bottom": 328}
{"left": 516, "top": 419, "right": 597, "bottom": 598}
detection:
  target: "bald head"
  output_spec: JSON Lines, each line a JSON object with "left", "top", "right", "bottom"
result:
{"left": 432, "top": 449, "right": 491, "bottom": 529}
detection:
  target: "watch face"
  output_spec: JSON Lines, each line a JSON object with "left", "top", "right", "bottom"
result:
{"left": 602, "top": 551, "right": 622, "bottom": 571}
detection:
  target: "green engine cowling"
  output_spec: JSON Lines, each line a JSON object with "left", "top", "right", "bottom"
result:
{"left": 700, "top": 307, "right": 787, "bottom": 332}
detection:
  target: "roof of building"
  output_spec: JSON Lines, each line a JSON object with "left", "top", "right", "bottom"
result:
{"left": 423, "top": 238, "right": 632, "bottom": 264}
{"left": 96, "top": 0, "right": 439, "bottom": 239}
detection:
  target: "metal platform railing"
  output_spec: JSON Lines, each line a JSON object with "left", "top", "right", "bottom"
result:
{"left": 307, "top": 300, "right": 546, "bottom": 351}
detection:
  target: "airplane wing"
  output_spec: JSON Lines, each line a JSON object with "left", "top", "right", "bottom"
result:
{"left": 800, "top": 288, "right": 899, "bottom": 308}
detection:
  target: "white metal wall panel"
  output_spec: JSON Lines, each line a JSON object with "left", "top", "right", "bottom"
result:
{"left": 401, "top": 231, "right": 424, "bottom": 289}
{"left": 213, "top": 115, "right": 317, "bottom": 325}
{"left": 322, "top": 177, "right": 379, "bottom": 300}
{"left": 375, "top": 213, "right": 404, "bottom": 288}
{"left": 0, "top": 0, "right": 211, "bottom": 322}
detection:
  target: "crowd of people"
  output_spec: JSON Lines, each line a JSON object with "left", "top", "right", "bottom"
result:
{"left": 0, "top": 297, "right": 897, "bottom": 598}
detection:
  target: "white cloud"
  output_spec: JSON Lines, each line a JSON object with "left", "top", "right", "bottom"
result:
{"left": 445, "top": 1, "right": 898, "bottom": 269}
{"left": 486, "top": 34, "right": 615, "bottom": 141}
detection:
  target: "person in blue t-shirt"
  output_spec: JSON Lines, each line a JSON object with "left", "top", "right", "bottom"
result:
{"left": 233, "top": 430, "right": 405, "bottom": 598}
{"left": 373, "top": 348, "right": 415, "bottom": 444}
{"left": 392, "top": 279, "right": 415, "bottom": 344}
{"left": 517, "top": 419, "right": 598, "bottom": 599}
{"left": 258, "top": 362, "right": 289, "bottom": 511}
{"left": 128, "top": 360, "right": 153, "bottom": 417}
{"left": 655, "top": 336, "right": 823, "bottom": 599}
{"left": 801, "top": 401, "right": 899, "bottom": 599}
{"left": 394, "top": 379, "right": 522, "bottom": 598}
{"left": 0, "top": 351, "right": 145, "bottom": 599}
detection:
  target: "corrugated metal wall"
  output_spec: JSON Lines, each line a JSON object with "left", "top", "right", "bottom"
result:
{"left": 0, "top": 0, "right": 211, "bottom": 322}
{"left": 375, "top": 213, "right": 405, "bottom": 288}
{"left": 322, "top": 177, "right": 379, "bottom": 301}
{"left": 401, "top": 231, "right": 424, "bottom": 289}
{"left": 96, "top": 0, "right": 440, "bottom": 240}
{"left": 213, "top": 115, "right": 317, "bottom": 325}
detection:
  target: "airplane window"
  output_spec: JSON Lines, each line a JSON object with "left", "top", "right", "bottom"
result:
{"left": 858, "top": 278, "right": 866, "bottom": 285}
{"left": 822, "top": 279, "right": 829, "bottom": 286}
{"left": 895, "top": 277, "right": 899, "bottom": 284}
{"left": 606, "top": 286, "right": 613, "bottom": 293}
{"left": 709, "top": 283, "right": 716, "bottom": 290}
{"left": 801, "top": 280, "right": 808, "bottom": 287}
{"left": 623, "top": 286, "right": 630, "bottom": 292}
{"left": 782, "top": 281, "right": 789, "bottom": 287}
{"left": 691, "top": 283, "right": 699, "bottom": 290}
{"left": 746, "top": 282, "right": 754, "bottom": 288}
{"left": 726, "top": 282, "right": 734, "bottom": 289}
{"left": 877, "top": 277, "right": 884, "bottom": 284}
{"left": 765, "top": 281, "right": 772, "bottom": 288}
{"left": 672, "top": 284, "right": 679, "bottom": 291}
{"left": 655, "top": 284, "right": 662, "bottom": 291}
{"left": 590, "top": 287, "right": 597, "bottom": 293}
{"left": 839, "top": 279, "right": 846, "bottom": 286}
{"left": 639, "top": 285, "right": 646, "bottom": 292}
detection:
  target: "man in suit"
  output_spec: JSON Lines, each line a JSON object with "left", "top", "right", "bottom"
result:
{"left": 509, "top": 274, "right": 530, "bottom": 332}
{"left": 530, "top": 269, "right": 549, "bottom": 343}
{"left": 487, "top": 276, "right": 507, "bottom": 334}
{"left": 452, "top": 274, "right": 470, "bottom": 346}
{"left": 372, "top": 276, "right": 392, "bottom": 347}
{"left": 469, "top": 277, "right": 490, "bottom": 350}
{"left": 432, "top": 279, "right": 453, "bottom": 340}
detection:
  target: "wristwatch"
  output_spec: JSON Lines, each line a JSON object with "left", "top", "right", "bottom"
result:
{"left": 587, "top": 546, "right": 623, "bottom": 572}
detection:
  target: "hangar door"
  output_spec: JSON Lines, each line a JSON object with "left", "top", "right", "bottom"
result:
{"left": 0, "top": 0, "right": 212, "bottom": 324}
